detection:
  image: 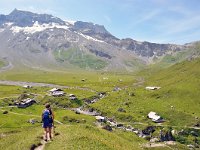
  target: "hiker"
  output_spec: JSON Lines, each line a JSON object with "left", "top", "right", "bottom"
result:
{"left": 42, "top": 103, "right": 54, "bottom": 141}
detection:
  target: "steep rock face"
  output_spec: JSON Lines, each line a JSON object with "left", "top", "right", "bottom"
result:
{"left": 70, "top": 21, "right": 184, "bottom": 58}
{"left": 70, "top": 21, "right": 118, "bottom": 41}
{"left": 118, "top": 39, "right": 183, "bottom": 57}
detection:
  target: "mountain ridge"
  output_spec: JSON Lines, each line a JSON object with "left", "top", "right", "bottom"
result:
{"left": 0, "top": 9, "right": 198, "bottom": 71}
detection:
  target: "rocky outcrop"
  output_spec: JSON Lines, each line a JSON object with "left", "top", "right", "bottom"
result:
{"left": 142, "top": 126, "right": 156, "bottom": 135}
{"left": 160, "top": 130, "right": 175, "bottom": 141}
{"left": 0, "top": 9, "right": 65, "bottom": 27}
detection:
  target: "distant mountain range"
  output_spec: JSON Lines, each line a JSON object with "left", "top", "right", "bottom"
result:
{"left": 0, "top": 9, "right": 199, "bottom": 71}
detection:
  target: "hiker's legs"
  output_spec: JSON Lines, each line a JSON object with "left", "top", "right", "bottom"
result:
{"left": 49, "top": 127, "right": 52, "bottom": 139}
{"left": 44, "top": 128, "right": 48, "bottom": 140}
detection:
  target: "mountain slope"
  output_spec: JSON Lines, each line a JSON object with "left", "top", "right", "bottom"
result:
{"left": 0, "top": 9, "right": 198, "bottom": 72}
{"left": 0, "top": 9, "right": 148, "bottom": 71}
{"left": 151, "top": 41, "right": 200, "bottom": 68}
{"left": 91, "top": 57, "right": 200, "bottom": 126}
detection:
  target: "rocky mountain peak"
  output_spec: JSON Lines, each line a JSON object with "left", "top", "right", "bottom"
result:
{"left": 70, "top": 21, "right": 118, "bottom": 41}
{"left": 1, "top": 9, "right": 65, "bottom": 27}
{"left": 9, "top": 8, "right": 22, "bottom": 15}
{"left": 0, "top": 9, "right": 195, "bottom": 71}
{"left": 73, "top": 21, "right": 110, "bottom": 34}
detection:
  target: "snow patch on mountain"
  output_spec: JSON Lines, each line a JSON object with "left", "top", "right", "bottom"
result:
{"left": 4, "top": 22, "right": 14, "bottom": 26}
{"left": 26, "top": 37, "right": 30, "bottom": 40}
{"left": 66, "top": 20, "right": 76, "bottom": 25}
{"left": 75, "top": 31, "right": 105, "bottom": 43}
{"left": 10, "top": 21, "right": 69, "bottom": 34}
{"left": 0, "top": 29, "right": 4, "bottom": 32}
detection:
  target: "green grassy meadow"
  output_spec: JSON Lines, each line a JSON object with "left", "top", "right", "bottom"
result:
{"left": 0, "top": 57, "right": 200, "bottom": 149}
{"left": 53, "top": 47, "right": 108, "bottom": 70}
{"left": 91, "top": 58, "right": 200, "bottom": 126}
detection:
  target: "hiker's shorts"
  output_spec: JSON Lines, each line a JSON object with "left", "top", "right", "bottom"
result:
{"left": 42, "top": 120, "right": 53, "bottom": 128}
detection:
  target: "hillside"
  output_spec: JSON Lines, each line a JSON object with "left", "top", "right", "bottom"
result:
{"left": 91, "top": 57, "right": 200, "bottom": 123}
{"left": 152, "top": 41, "right": 200, "bottom": 68}
{"left": 0, "top": 9, "right": 195, "bottom": 72}
{"left": 90, "top": 58, "right": 200, "bottom": 148}
{"left": 0, "top": 66, "right": 193, "bottom": 150}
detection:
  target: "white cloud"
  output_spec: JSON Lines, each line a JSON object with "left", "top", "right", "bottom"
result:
{"left": 158, "top": 15, "right": 200, "bottom": 36}
{"left": 168, "top": 6, "right": 192, "bottom": 16}
{"left": 133, "top": 10, "right": 161, "bottom": 25}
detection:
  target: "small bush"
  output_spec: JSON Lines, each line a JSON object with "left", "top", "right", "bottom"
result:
{"left": 3, "top": 111, "right": 8, "bottom": 114}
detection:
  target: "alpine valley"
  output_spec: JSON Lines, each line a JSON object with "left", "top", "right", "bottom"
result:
{"left": 0, "top": 9, "right": 200, "bottom": 150}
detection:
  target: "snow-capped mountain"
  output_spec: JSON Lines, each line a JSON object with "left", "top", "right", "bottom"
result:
{"left": 0, "top": 9, "right": 192, "bottom": 71}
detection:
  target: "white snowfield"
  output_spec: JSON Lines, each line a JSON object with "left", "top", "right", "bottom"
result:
{"left": 5, "top": 22, "right": 14, "bottom": 26}
{"left": 8, "top": 21, "right": 104, "bottom": 43}
{"left": 75, "top": 31, "right": 105, "bottom": 43}
{"left": 10, "top": 21, "right": 69, "bottom": 34}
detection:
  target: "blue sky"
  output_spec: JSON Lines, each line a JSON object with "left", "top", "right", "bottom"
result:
{"left": 0, "top": 0, "right": 200, "bottom": 44}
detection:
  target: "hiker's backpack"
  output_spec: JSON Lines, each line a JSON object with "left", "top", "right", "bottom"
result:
{"left": 42, "top": 109, "right": 53, "bottom": 123}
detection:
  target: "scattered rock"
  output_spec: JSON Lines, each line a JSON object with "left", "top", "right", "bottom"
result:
{"left": 150, "top": 138, "right": 160, "bottom": 143}
{"left": 171, "top": 129, "right": 177, "bottom": 136}
{"left": 166, "top": 131, "right": 175, "bottom": 141}
{"left": 113, "top": 87, "right": 121, "bottom": 91}
{"left": 190, "top": 131, "right": 198, "bottom": 137}
{"left": 117, "top": 108, "right": 126, "bottom": 113}
{"left": 133, "top": 130, "right": 139, "bottom": 134}
{"left": 84, "top": 99, "right": 91, "bottom": 104}
{"left": 98, "top": 92, "right": 106, "bottom": 98}
{"left": 75, "top": 110, "right": 80, "bottom": 114}
{"left": 194, "top": 123, "right": 200, "bottom": 127}
{"left": 30, "top": 144, "right": 37, "bottom": 150}
{"left": 142, "top": 126, "right": 155, "bottom": 135}
{"left": 123, "top": 102, "right": 130, "bottom": 106}
{"left": 187, "top": 144, "right": 195, "bottom": 149}
{"left": 88, "top": 108, "right": 94, "bottom": 112}
{"left": 102, "top": 125, "right": 112, "bottom": 131}
{"left": 160, "top": 130, "right": 175, "bottom": 142}
{"left": 107, "top": 117, "right": 114, "bottom": 122}
{"left": 116, "top": 123, "right": 123, "bottom": 127}
{"left": 95, "top": 116, "right": 106, "bottom": 122}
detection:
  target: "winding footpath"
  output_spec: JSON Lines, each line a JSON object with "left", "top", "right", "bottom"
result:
{"left": 0, "top": 107, "right": 62, "bottom": 150}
